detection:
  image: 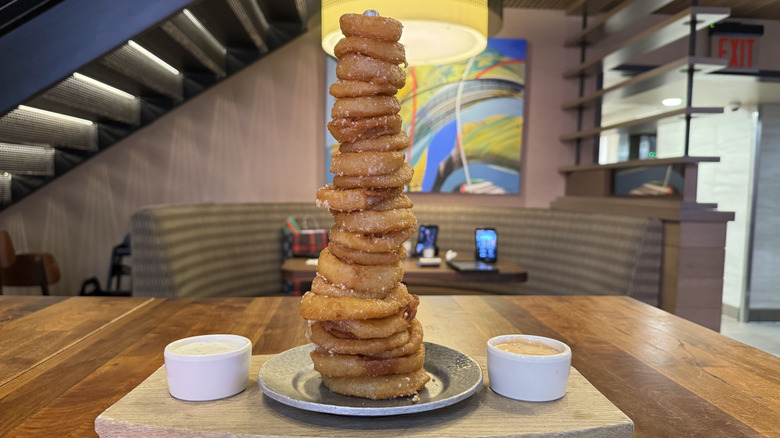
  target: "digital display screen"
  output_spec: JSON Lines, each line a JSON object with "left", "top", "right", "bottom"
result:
{"left": 475, "top": 228, "right": 497, "bottom": 262}
{"left": 415, "top": 225, "right": 438, "bottom": 255}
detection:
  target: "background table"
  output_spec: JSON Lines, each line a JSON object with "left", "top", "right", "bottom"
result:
{"left": 282, "top": 258, "right": 528, "bottom": 284}
{"left": 1, "top": 295, "right": 778, "bottom": 437}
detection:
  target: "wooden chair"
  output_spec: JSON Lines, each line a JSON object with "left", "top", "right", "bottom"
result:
{"left": 0, "top": 231, "right": 61, "bottom": 295}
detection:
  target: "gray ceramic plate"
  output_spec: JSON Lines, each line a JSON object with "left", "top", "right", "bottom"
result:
{"left": 257, "top": 342, "right": 483, "bottom": 416}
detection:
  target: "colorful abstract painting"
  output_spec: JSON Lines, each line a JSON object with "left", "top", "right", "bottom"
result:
{"left": 325, "top": 38, "right": 525, "bottom": 194}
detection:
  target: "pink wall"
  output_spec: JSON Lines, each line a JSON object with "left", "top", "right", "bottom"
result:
{"left": 0, "top": 9, "right": 578, "bottom": 295}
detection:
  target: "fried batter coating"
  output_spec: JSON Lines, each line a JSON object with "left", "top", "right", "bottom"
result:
{"left": 334, "top": 36, "right": 406, "bottom": 64}
{"left": 333, "top": 162, "right": 413, "bottom": 189}
{"left": 328, "top": 241, "right": 406, "bottom": 265}
{"left": 309, "top": 320, "right": 410, "bottom": 355}
{"left": 311, "top": 344, "right": 425, "bottom": 377}
{"left": 321, "top": 367, "right": 430, "bottom": 400}
{"left": 336, "top": 54, "right": 406, "bottom": 88}
{"left": 316, "top": 185, "right": 401, "bottom": 212}
{"left": 330, "top": 151, "right": 405, "bottom": 177}
{"left": 300, "top": 281, "right": 411, "bottom": 321}
{"left": 339, "top": 132, "right": 410, "bottom": 153}
{"left": 328, "top": 226, "right": 415, "bottom": 253}
{"left": 319, "top": 303, "right": 416, "bottom": 339}
{"left": 317, "top": 247, "right": 403, "bottom": 292}
{"left": 332, "top": 96, "right": 401, "bottom": 119}
{"left": 329, "top": 80, "right": 398, "bottom": 98}
{"left": 310, "top": 275, "right": 388, "bottom": 300}
{"left": 328, "top": 114, "right": 403, "bottom": 144}
{"left": 339, "top": 13, "right": 403, "bottom": 42}
{"left": 363, "top": 193, "right": 413, "bottom": 211}
{"left": 333, "top": 208, "right": 417, "bottom": 234}
{"left": 363, "top": 319, "right": 424, "bottom": 359}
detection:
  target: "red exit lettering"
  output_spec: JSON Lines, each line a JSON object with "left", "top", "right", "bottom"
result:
{"left": 716, "top": 36, "right": 757, "bottom": 69}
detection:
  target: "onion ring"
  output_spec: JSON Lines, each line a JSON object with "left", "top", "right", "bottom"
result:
{"left": 316, "top": 185, "right": 401, "bottom": 212}
{"left": 300, "top": 282, "right": 411, "bottom": 321}
{"left": 310, "top": 275, "right": 388, "bottom": 300}
{"left": 328, "top": 114, "right": 402, "bottom": 144}
{"left": 332, "top": 96, "right": 401, "bottom": 119}
{"left": 339, "top": 132, "right": 410, "bottom": 153}
{"left": 310, "top": 320, "right": 410, "bottom": 355}
{"left": 364, "top": 193, "right": 413, "bottom": 211}
{"left": 334, "top": 37, "right": 406, "bottom": 65}
{"left": 333, "top": 208, "right": 416, "bottom": 234}
{"left": 311, "top": 344, "right": 425, "bottom": 378}
{"left": 321, "top": 367, "right": 430, "bottom": 400}
{"left": 330, "top": 151, "right": 405, "bottom": 177}
{"left": 333, "top": 162, "right": 413, "bottom": 189}
{"left": 336, "top": 54, "right": 406, "bottom": 88}
{"left": 328, "top": 226, "right": 415, "bottom": 253}
{"left": 320, "top": 303, "right": 415, "bottom": 339}
{"left": 328, "top": 241, "right": 406, "bottom": 265}
{"left": 363, "top": 319, "right": 424, "bottom": 359}
{"left": 329, "top": 80, "right": 398, "bottom": 98}
{"left": 339, "top": 13, "right": 403, "bottom": 42}
{"left": 317, "top": 247, "right": 403, "bottom": 292}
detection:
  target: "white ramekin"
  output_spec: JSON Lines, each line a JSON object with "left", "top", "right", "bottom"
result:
{"left": 486, "top": 334, "right": 572, "bottom": 402}
{"left": 163, "top": 334, "right": 252, "bottom": 401}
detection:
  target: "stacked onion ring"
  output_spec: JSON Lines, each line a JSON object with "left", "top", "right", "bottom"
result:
{"left": 301, "top": 11, "right": 427, "bottom": 400}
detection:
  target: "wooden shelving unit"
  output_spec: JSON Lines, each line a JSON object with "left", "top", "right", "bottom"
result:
{"left": 560, "top": 107, "right": 723, "bottom": 141}
{"left": 564, "top": 0, "right": 677, "bottom": 48}
{"left": 565, "top": 0, "right": 624, "bottom": 17}
{"left": 558, "top": 155, "right": 720, "bottom": 172}
{"left": 554, "top": 0, "right": 734, "bottom": 331}
{"left": 563, "top": 7, "right": 730, "bottom": 79}
{"left": 561, "top": 56, "right": 727, "bottom": 110}
{"left": 551, "top": 196, "right": 734, "bottom": 222}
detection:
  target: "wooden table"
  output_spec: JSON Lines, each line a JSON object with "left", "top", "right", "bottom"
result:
{"left": 1, "top": 295, "right": 779, "bottom": 437}
{"left": 282, "top": 258, "right": 528, "bottom": 284}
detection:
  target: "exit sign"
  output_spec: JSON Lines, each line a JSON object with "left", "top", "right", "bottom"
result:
{"left": 712, "top": 35, "right": 759, "bottom": 71}
{"left": 709, "top": 22, "right": 764, "bottom": 73}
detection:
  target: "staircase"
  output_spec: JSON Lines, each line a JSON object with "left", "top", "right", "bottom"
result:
{"left": 0, "top": 0, "right": 315, "bottom": 209}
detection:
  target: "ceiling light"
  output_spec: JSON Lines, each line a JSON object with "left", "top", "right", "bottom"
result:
{"left": 183, "top": 9, "right": 226, "bottom": 55}
{"left": 17, "top": 105, "right": 94, "bottom": 126}
{"left": 322, "top": 1, "right": 496, "bottom": 66}
{"left": 128, "top": 40, "right": 180, "bottom": 75}
{"left": 73, "top": 73, "right": 136, "bottom": 100}
{"left": 662, "top": 97, "right": 683, "bottom": 107}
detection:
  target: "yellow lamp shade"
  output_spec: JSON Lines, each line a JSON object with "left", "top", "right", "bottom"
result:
{"left": 322, "top": 0, "right": 488, "bottom": 66}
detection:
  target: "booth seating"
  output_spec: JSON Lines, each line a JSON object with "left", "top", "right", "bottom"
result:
{"left": 130, "top": 202, "right": 663, "bottom": 306}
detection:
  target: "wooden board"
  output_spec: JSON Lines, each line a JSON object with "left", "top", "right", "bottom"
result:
{"left": 95, "top": 355, "right": 633, "bottom": 438}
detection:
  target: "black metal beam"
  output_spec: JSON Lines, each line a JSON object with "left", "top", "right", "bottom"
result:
{"left": 0, "top": 0, "right": 195, "bottom": 115}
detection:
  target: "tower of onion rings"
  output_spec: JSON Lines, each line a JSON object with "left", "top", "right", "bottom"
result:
{"left": 300, "top": 11, "right": 428, "bottom": 400}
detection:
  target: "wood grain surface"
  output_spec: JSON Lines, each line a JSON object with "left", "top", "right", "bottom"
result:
{"left": 95, "top": 356, "right": 632, "bottom": 438}
{"left": 1, "top": 295, "right": 779, "bottom": 437}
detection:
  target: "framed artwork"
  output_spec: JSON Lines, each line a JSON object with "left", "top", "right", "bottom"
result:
{"left": 325, "top": 38, "right": 525, "bottom": 194}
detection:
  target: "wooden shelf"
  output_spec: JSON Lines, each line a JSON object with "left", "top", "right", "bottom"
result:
{"left": 562, "top": 57, "right": 727, "bottom": 110}
{"left": 563, "top": 7, "right": 730, "bottom": 79}
{"left": 559, "top": 106, "right": 723, "bottom": 142}
{"left": 558, "top": 156, "right": 720, "bottom": 173}
{"left": 551, "top": 196, "right": 735, "bottom": 222}
{"left": 565, "top": 0, "right": 623, "bottom": 16}
{"left": 564, "top": 0, "right": 675, "bottom": 48}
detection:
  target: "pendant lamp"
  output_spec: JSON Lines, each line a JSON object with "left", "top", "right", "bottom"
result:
{"left": 321, "top": 0, "right": 501, "bottom": 66}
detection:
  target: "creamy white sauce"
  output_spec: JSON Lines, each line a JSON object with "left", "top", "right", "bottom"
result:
{"left": 171, "top": 340, "right": 242, "bottom": 355}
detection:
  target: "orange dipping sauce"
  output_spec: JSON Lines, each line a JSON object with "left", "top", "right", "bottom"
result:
{"left": 496, "top": 338, "right": 561, "bottom": 356}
